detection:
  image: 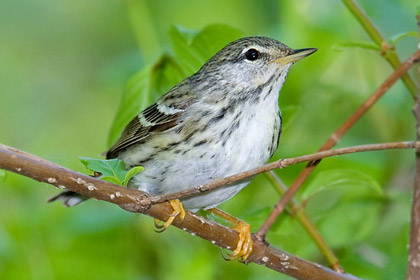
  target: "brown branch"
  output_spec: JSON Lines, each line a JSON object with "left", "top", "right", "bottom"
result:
{"left": 406, "top": 14, "right": 420, "bottom": 280}
{"left": 0, "top": 143, "right": 360, "bottom": 280}
{"left": 256, "top": 49, "right": 420, "bottom": 240}
{"left": 151, "top": 141, "right": 419, "bottom": 205}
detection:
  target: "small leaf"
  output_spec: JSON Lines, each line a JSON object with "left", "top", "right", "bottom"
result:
{"left": 0, "top": 169, "right": 6, "bottom": 181}
{"left": 79, "top": 157, "right": 125, "bottom": 177}
{"left": 332, "top": 41, "right": 380, "bottom": 51}
{"left": 123, "top": 166, "right": 144, "bottom": 186}
{"left": 100, "top": 176, "right": 123, "bottom": 185}
{"left": 79, "top": 157, "right": 129, "bottom": 185}
{"left": 389, "top": 31, "right": 418, "bottom": 46}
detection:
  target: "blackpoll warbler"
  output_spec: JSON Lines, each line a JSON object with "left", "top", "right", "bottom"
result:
{"left": 52, "top": 36, "right": 316, "bottom": 260}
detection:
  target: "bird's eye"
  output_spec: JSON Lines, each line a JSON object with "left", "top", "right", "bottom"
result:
{"left": 244, "top": 48, "right": 260, "bottom": 61}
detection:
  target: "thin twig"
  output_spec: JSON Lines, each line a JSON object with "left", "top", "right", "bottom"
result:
{"left": 342, "top": 0, "right": 417, "bottom": 98}
{"left": 406, "top": 14, "right": 420, "bottom": 280}
{"left": 0, "top": 143, "right": 360, "bottom": 280}
{"left": 256, "top": 49, "right": 420, "bottom": 240}
{"left": 150, "top": 141, "right": 419, "bottom": 205}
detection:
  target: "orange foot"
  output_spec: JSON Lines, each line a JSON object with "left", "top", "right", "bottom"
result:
{"left": 154, "top": 199, "right": 186, "bottom": 233}
{"left": 208, "top": 208, "right": 253, "bottom": 261}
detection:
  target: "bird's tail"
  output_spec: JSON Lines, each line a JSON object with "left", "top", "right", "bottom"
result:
{"left": 47, "top": 191, "right": 89, "bottom": 207}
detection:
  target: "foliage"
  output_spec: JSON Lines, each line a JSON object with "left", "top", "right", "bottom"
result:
{"left": 79, "top": 157, "right": 143, "bottom": 186}
{"left": 0, "top": 1, "right": 419, "bottom": 280}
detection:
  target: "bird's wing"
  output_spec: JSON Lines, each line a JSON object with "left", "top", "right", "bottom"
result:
{"left": 106, "top": 86, "right": 196, "bottom": 159}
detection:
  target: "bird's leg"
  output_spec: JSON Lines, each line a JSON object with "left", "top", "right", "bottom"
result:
{"left": 154, "top": 199, "right": 186, "bottom": 233}
{"left": 208, "top": 208, "right": 253, "bottom": 261}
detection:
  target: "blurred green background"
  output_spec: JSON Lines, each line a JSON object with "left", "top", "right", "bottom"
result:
{"left": 0, "top": 0, "right": 419, "bottom": 279}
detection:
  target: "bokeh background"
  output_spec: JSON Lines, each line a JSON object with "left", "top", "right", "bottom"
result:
{"left": 0, "top": 0, "right": 419, "bottom": 279}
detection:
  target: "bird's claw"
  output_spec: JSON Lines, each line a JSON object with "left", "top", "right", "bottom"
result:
{"left": 226, "top": 220, "right": 253, "bottom": 261}
{"left": 154, "top": 199, "right": 186, "bottom": 233}
{"left": 208, "top": 208, "right": 253, "bottom": 262}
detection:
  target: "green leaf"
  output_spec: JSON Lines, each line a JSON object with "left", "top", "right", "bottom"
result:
{"left": 389, "top": 31, "right": 418, "bottom": 46}
{"left": 332, "top": 41, "right": 380, "bottom": 51}
{"left": 298, "top": 170, "right": 384, "bottom": 247}
{"left": 297, "top": 169, "right": 385, "bottom": 247}
{"left": 169, "top": 25, "right": 207, "bottom": 76}
{"left": 169, "top": 24, "right": 244, "bottom": 75}
{"left": 315, "top": 198, "right": 382, "bottom": 247}
{"left": 79, "top": 157, "right": 144, "bottom": 186}
{"left": 107, "top": 65, "right": 153, "bottom": 147}
{"left": 301, "top": 169, "right": 383, "bottom": 212}
{"left": 150, "top": 55, "right": 186, "bottom": 100}
{"left": 107, "top": 55, "right": 185, "bottom": 147}
{"left": 123, "top": 166, "right": 144, "bottom": 186}
{"left": 0, "top": 169, "right": 6, "bottom": 182}
{"left": 79, "top": 157, "right": 125, "bottom": 177}
{"left": 191, "top": 24, "right": 244, "bottom": 63}
{"left": 79, "top": 157, "right": 127, "bottom": 184}
{"left": 100, "top": 176, "right": 123, "bottom": 185}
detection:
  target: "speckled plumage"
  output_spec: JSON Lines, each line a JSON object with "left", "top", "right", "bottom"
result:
{"left": 53, "top": 37, "right": 316, "bottom": 210}
{"left": 107, "top": 36, "right": 314, "bottom": 211}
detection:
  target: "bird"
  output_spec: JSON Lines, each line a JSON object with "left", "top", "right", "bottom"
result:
{"left": 50, "top": 36, "right": 316, "bottom": 260}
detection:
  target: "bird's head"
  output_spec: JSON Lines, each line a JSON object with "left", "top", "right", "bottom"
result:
{"left": 195, "top": 36, "right": 317, "bottom": 98}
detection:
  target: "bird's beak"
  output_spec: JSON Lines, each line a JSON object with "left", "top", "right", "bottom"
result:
{"left": 274, "top": 48, "right": 317, "bottom": 65}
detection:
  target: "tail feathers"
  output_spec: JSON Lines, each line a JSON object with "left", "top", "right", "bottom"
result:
{"left": 47, "top": 191, "right": 88, "bottom": 207}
